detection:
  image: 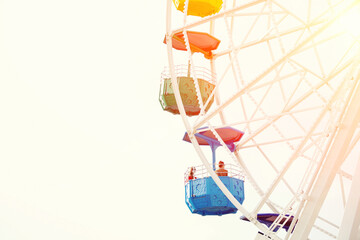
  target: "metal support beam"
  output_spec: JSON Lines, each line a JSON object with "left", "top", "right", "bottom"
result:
{"left": 291, "top": 67, "right": 360, "bottom": 239}
{"left": 337, "top": 155, "right": 360, "bottom": 240}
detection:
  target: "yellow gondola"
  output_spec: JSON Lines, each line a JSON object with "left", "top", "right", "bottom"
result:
{"left": 172, "top": 0, "right": 223, "bottom": 17}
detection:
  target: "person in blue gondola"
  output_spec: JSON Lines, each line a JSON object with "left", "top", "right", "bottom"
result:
{"left": 215, "top": 161, "right": 228, "bottom": 176}
{"left": 188, "top": 167, "right": 196, "bottom": 180}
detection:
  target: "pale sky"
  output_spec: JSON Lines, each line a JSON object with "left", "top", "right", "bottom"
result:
{"left": 0, "top": 1, "right": 258, "bottom": 239}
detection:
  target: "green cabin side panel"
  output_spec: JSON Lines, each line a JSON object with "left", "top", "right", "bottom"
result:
{"left": 160, "top": 77, "right": 215, "bottom": 116}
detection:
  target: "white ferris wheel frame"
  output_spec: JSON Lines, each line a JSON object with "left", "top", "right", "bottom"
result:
{"left": 164, "top": 0, "right": 360, "bottom": 239}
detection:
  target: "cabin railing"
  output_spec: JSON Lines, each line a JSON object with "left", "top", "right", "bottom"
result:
{"left": 184, "top": 163, "right": 245, "bottom": 184}
{"left": 160, "top": 64, "right": 216, "bottom": 85}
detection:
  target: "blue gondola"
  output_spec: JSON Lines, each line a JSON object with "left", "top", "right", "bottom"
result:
{"left": 185, "top": 176, "right": 244, "bottom": 216}
{"left": 183, "top": 127, "right": 245, "bottom": 216}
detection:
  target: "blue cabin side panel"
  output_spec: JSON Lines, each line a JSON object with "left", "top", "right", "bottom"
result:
{"left": 207, "top": 177, "right": 244, "bottom": 207}
{"left": 208, "top": 177, "right": 231, "bottom": 207}
{"left": 229, "top": 177, "right": 245, "bottom": 205}
{"left": 185, "top": 178, "right": 211, "bottom": 213}
{"left": 185, "top": 176, "right": 245, "bottom": 216}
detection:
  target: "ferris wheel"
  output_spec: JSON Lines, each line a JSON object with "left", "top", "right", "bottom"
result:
{"left": 159, "top": 0, "right": 360, "bottom": 239}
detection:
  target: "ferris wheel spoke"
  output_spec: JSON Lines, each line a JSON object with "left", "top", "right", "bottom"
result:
{"left": 195, "top": 8, "right": 351, "bottom": 131}
{"left": 215, "top": 19, "right": 322, "bottom": 59}
{"left": 234, "top": 151, "right": 281, "bottom": 214}
{"left": 237, "top": 61, "right": 354, "bottom": 150}
{"left": 337, "top": 155, "right": 360, "bottom": 239}
{"left": 291, "top": 56, "right": 360, "bottom": 238}
{"left": 242, "top": 66, "right": 358, "bottom": 212}
{"left": 248, "top": 75, "right": 351, "bottom": 215}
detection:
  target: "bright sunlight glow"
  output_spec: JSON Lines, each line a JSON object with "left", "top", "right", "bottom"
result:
{"left": 339, "top": 4, "right": 360, "bottom": 38}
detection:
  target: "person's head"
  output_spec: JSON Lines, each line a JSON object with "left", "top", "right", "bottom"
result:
{"left": 219, "top": 161, "right": 225, "bottom": 168}
{"left": 190, "top": 167, "right": 195, "bottom": 174}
